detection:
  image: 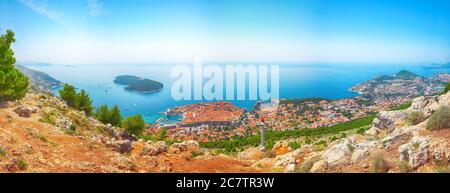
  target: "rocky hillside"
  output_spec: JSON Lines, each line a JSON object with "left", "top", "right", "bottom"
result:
{"left": 237, "top": 92, "right": 450, "bottom": 173}
{"left": 15, "top": 65, "right": 62, "bottom": 93}
{"left": 1, "top": 90, "right": 448, "bottom": 173}
{"left": 0, "top": 93, "right": 258, "bottom": 173}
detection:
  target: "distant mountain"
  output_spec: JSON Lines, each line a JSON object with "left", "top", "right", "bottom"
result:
{"left": 15, "top": 65, "right": 62, "bottom": 92}
{"left": 394, "top": 70, "right": 420, "bottom": 80}
{"left": 17, "top": 62, "right": 53, "bottom": 67}
{"left": 114, "top": 75, "right": 163, "bottom": 93}
{"left": 374, "top": 70, "right": 420, "bottom": 81}
{"left": 423, "top": 62, "right": 450, "bottom": 69}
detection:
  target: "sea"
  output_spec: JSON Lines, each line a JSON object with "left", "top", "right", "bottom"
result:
{"left": 25, "top": 63, "right": 450, "bottom": 124}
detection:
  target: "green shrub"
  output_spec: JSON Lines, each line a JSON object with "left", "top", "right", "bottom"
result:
{"left": 315, "top": 140, "right": 326, "bottom": 146}
{"left": 407, "top": 111, "right": 425, "bottom": 125}
{"left": 389, "top": 101, "right": 412, "bottom": 111}
{"left": 154, "top": 129, "right": 168, "bottom": 141}
{"left": 371, "top": 153, "right": 388, "bottom": 173}
{"left": 69, "top": 124, "right": 77, "bottom": 131}
{"left": 288, "top": 141, "right": 301, "bottom": 150}
{"left": 17, "top": 158, "right": 28, "bottom": 170}
{"left": 426, "top": 106, "right": 450, "bottom": 131}
{"left": 38, "top": 112, "right": 54, "bottom": 124}
{"left": 444, "top": 82, "right": 450, "bottom": 94}
{"left": 0, "top": 146, "right": 6, "bottom": 157}
{"left": 397, "top": 160, "right": 412, "bottom": 173}
{"left": 190, "top": 151, "right": 204, "bottom": 159}
{"left": 329, "top": 136, "right": 338, "bottom": 141}
{"left": 435, "top": 165, "right": 450, "bottom": 173}
{"left": 356, "top": 126, "right": 369, "bottom": 134}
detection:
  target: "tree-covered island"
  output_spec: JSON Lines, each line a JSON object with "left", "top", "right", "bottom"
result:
{"left": 114, "top": 75, "right": 163, "bottom": 93}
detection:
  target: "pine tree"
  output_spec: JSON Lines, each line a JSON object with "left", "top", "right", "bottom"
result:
{"left": 75, "top": 89, "right": 93, "bottom": 116}
{"left": 0, "top": 30, "right": 29, "bottom": 102}
{"left": 95, "top": 104, "right": 110, "bottom": 124}
{"left": 122, "top": 114, "right": 145, "bottom": 136}
{"left": 109, "top": 105, "right": 122, "bottom": 126}
{"left": 59, "top": 84, "right": 77, "bottom": 107}
{"left": 0, "top": 68, "right": 29, "bottom": 101}
{"left": 0, "top": 30, "right": 17, "bottom": 68}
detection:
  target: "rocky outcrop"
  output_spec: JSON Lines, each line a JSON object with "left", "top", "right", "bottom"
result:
{"left": 55, "top": 117, "right": 74, "bottom": 131}
{"left": 351, "top": 140, "right": 378, "bottom": 161}
{"left": 322, "top": 138, "right": 355, "bottom": 166}
{"left": 140, "top": 141, "right": 168, "bottom": 156}
{"left": 372, "top": 111, "right": 407, "bottom": 131}
{"left": 111, "top": 140, "right": 133, "bottom": 153}
{"left": 437, "top": 92, "right": 450, "bottom": 106}
{"left": 274, "top": 149, "right": 303, "bottom": 167}
{"left": 237, "top": 147, "right": 264, "bottom": 161}
{"left": 381, "top": 127, "right": 416, "bottom": 148}
{"left": 365, "top": 127, "right": 378, "bottom": 135}
{"left": 104, "top": 124, "right": 136, "bottom": 141}
{"left": 271, "top": 141, "right": 292, "bottom": 156}
{"left": 398, "top": 136, "right": 431, "bottom": 169}
{"left": 408, "top": 93, "right": 450, "bottom": 116}
{"left": 428, "top": 137, "right": 449, "bottom": 163}
{"left": 310, "top": 160, "right": 326, "bottom": 173}
{"left": 172, "top": 140, "right": 200, "bottom": 152}
{"left": 284, "top": 163, "right": 296, "bottom": 173}
{"left": 408, "top": 96, "right": 440, "bottom": 117}
{"left": 14, "top": 106, "right": 36, "bottom": 118}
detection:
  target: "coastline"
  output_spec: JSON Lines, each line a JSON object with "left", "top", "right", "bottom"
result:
{"left": 124, "top": 86, "right": 164, "bottom": 94}
{"left": 25, "top": 64, "right": 450, "bottom": 124}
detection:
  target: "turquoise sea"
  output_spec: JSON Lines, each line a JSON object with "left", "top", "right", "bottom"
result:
{"left": 26, "top": 63, "right": 450, "bottom": 123}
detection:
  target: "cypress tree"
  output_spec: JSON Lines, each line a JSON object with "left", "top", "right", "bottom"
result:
{"left": 95, "top": 104, "right": 110, "bottom": 124}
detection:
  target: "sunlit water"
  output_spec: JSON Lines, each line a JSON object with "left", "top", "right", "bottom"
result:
{"left": 27, "top": 63, "right": 450, "bottom": 123}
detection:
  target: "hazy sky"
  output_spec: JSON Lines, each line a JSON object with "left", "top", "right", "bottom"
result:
{"left": 1, "top": 0, "right": 449, "bottom": 64}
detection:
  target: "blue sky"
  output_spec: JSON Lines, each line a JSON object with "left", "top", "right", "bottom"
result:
{"left": 0, "top": 0, "right": 449, "bottom": 64}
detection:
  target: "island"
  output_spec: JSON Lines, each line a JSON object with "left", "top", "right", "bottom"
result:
{"left": 114, "top": 75, "right": 163, "bottom": 93}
